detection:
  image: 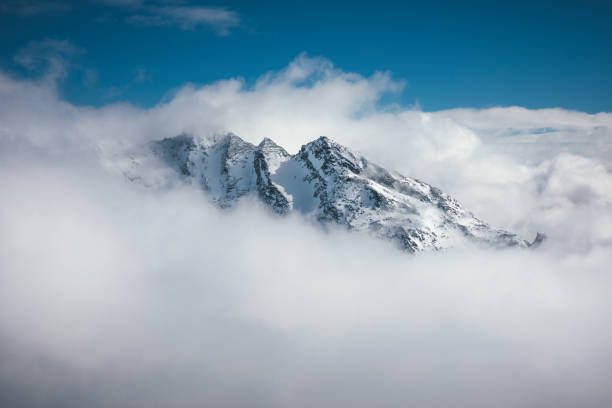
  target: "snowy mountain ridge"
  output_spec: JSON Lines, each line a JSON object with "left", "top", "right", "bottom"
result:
{"left": 124, "top": 133, "right": 543, "bottom": 253}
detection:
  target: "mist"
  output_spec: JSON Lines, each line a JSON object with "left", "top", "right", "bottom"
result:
{"left": 1, "top": 55, "right": 612, "bottom": 407}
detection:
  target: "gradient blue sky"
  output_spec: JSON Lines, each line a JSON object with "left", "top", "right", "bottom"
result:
{"left": 1, "top": 0, "right": 610, "bottom": 112}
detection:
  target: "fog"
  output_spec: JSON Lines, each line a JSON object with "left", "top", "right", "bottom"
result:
{"left": 1, "top": 54, "right": 612, "bottom": 407}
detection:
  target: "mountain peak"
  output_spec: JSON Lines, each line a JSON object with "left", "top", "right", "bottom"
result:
{"left": 258, "top": 137, "right": 283, "bottom": 150}
{"left": 259, "top": 137, "right": 273, "bottom": 145}
{"left": 220, "top": 132, "right": 252, "bottom": 147}
{"left": 306, "top": 135, "right": 338, "bottom": 150}
{"left": 132, "top": 133, "right": 538, "bottom": 253}
{"left": 300, "top": 135, "right": 362, "bottom": 175}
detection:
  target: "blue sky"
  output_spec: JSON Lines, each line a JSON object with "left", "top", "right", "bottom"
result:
{"left": 1, "top": 0, "right": 611, "bottom": 112}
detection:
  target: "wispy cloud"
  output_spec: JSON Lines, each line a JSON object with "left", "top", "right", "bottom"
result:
{"left": 129, "top": 5, "right": 240, "bottom": 35}
{"left": 98, "top": 0, "right": 240, "bottom": 35}
{"left": 0, "top": 0, "right": 69, "bottom": 16}
{"left": 13, "top": 39, "right": 84, "bottom": 83}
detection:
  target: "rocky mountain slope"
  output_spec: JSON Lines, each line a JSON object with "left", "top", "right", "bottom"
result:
{"left": 124, "top": 133, "right": 542, "bottom": 253}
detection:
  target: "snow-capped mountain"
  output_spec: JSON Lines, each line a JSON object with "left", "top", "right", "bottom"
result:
{"left": 124, "top": 133, "right": 542, "bottom": 252}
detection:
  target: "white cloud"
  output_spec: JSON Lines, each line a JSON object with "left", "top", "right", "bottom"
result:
{"left": 1, "top": 52, "right": 611, "bottom": 248}
{"left": 441, "top": 107, "right": 612, "bottom": 168}
{"left": 13, "top": 39, "right": 84, "bottom": 84}
{"left": 152, "top": 5, "right": 239, "bottom": 34}
{"left": 100, "top": 0, "right": 241, "bottom": 35}
{"left": 1, "top": 161, "right": 611, "bottom": 407}
{"left": 1, "top": 54, "right": 612, "bottom": 407}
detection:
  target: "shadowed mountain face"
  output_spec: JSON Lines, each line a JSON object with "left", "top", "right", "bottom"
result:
{"left": 126, "top": 133, "right": 539, "bottom": 253}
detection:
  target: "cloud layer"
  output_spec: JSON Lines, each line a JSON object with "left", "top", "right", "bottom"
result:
{"left": 1, "top": 54, "right": 612, "bottom": 407}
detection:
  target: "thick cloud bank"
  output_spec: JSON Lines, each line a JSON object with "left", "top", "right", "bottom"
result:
{"left": 1, "top": 55, "right": 612, "bottom": 407}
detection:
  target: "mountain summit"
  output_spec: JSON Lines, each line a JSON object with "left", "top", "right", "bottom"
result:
{"left": 125, "top": 133, "right": 541, "bottom": 253}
